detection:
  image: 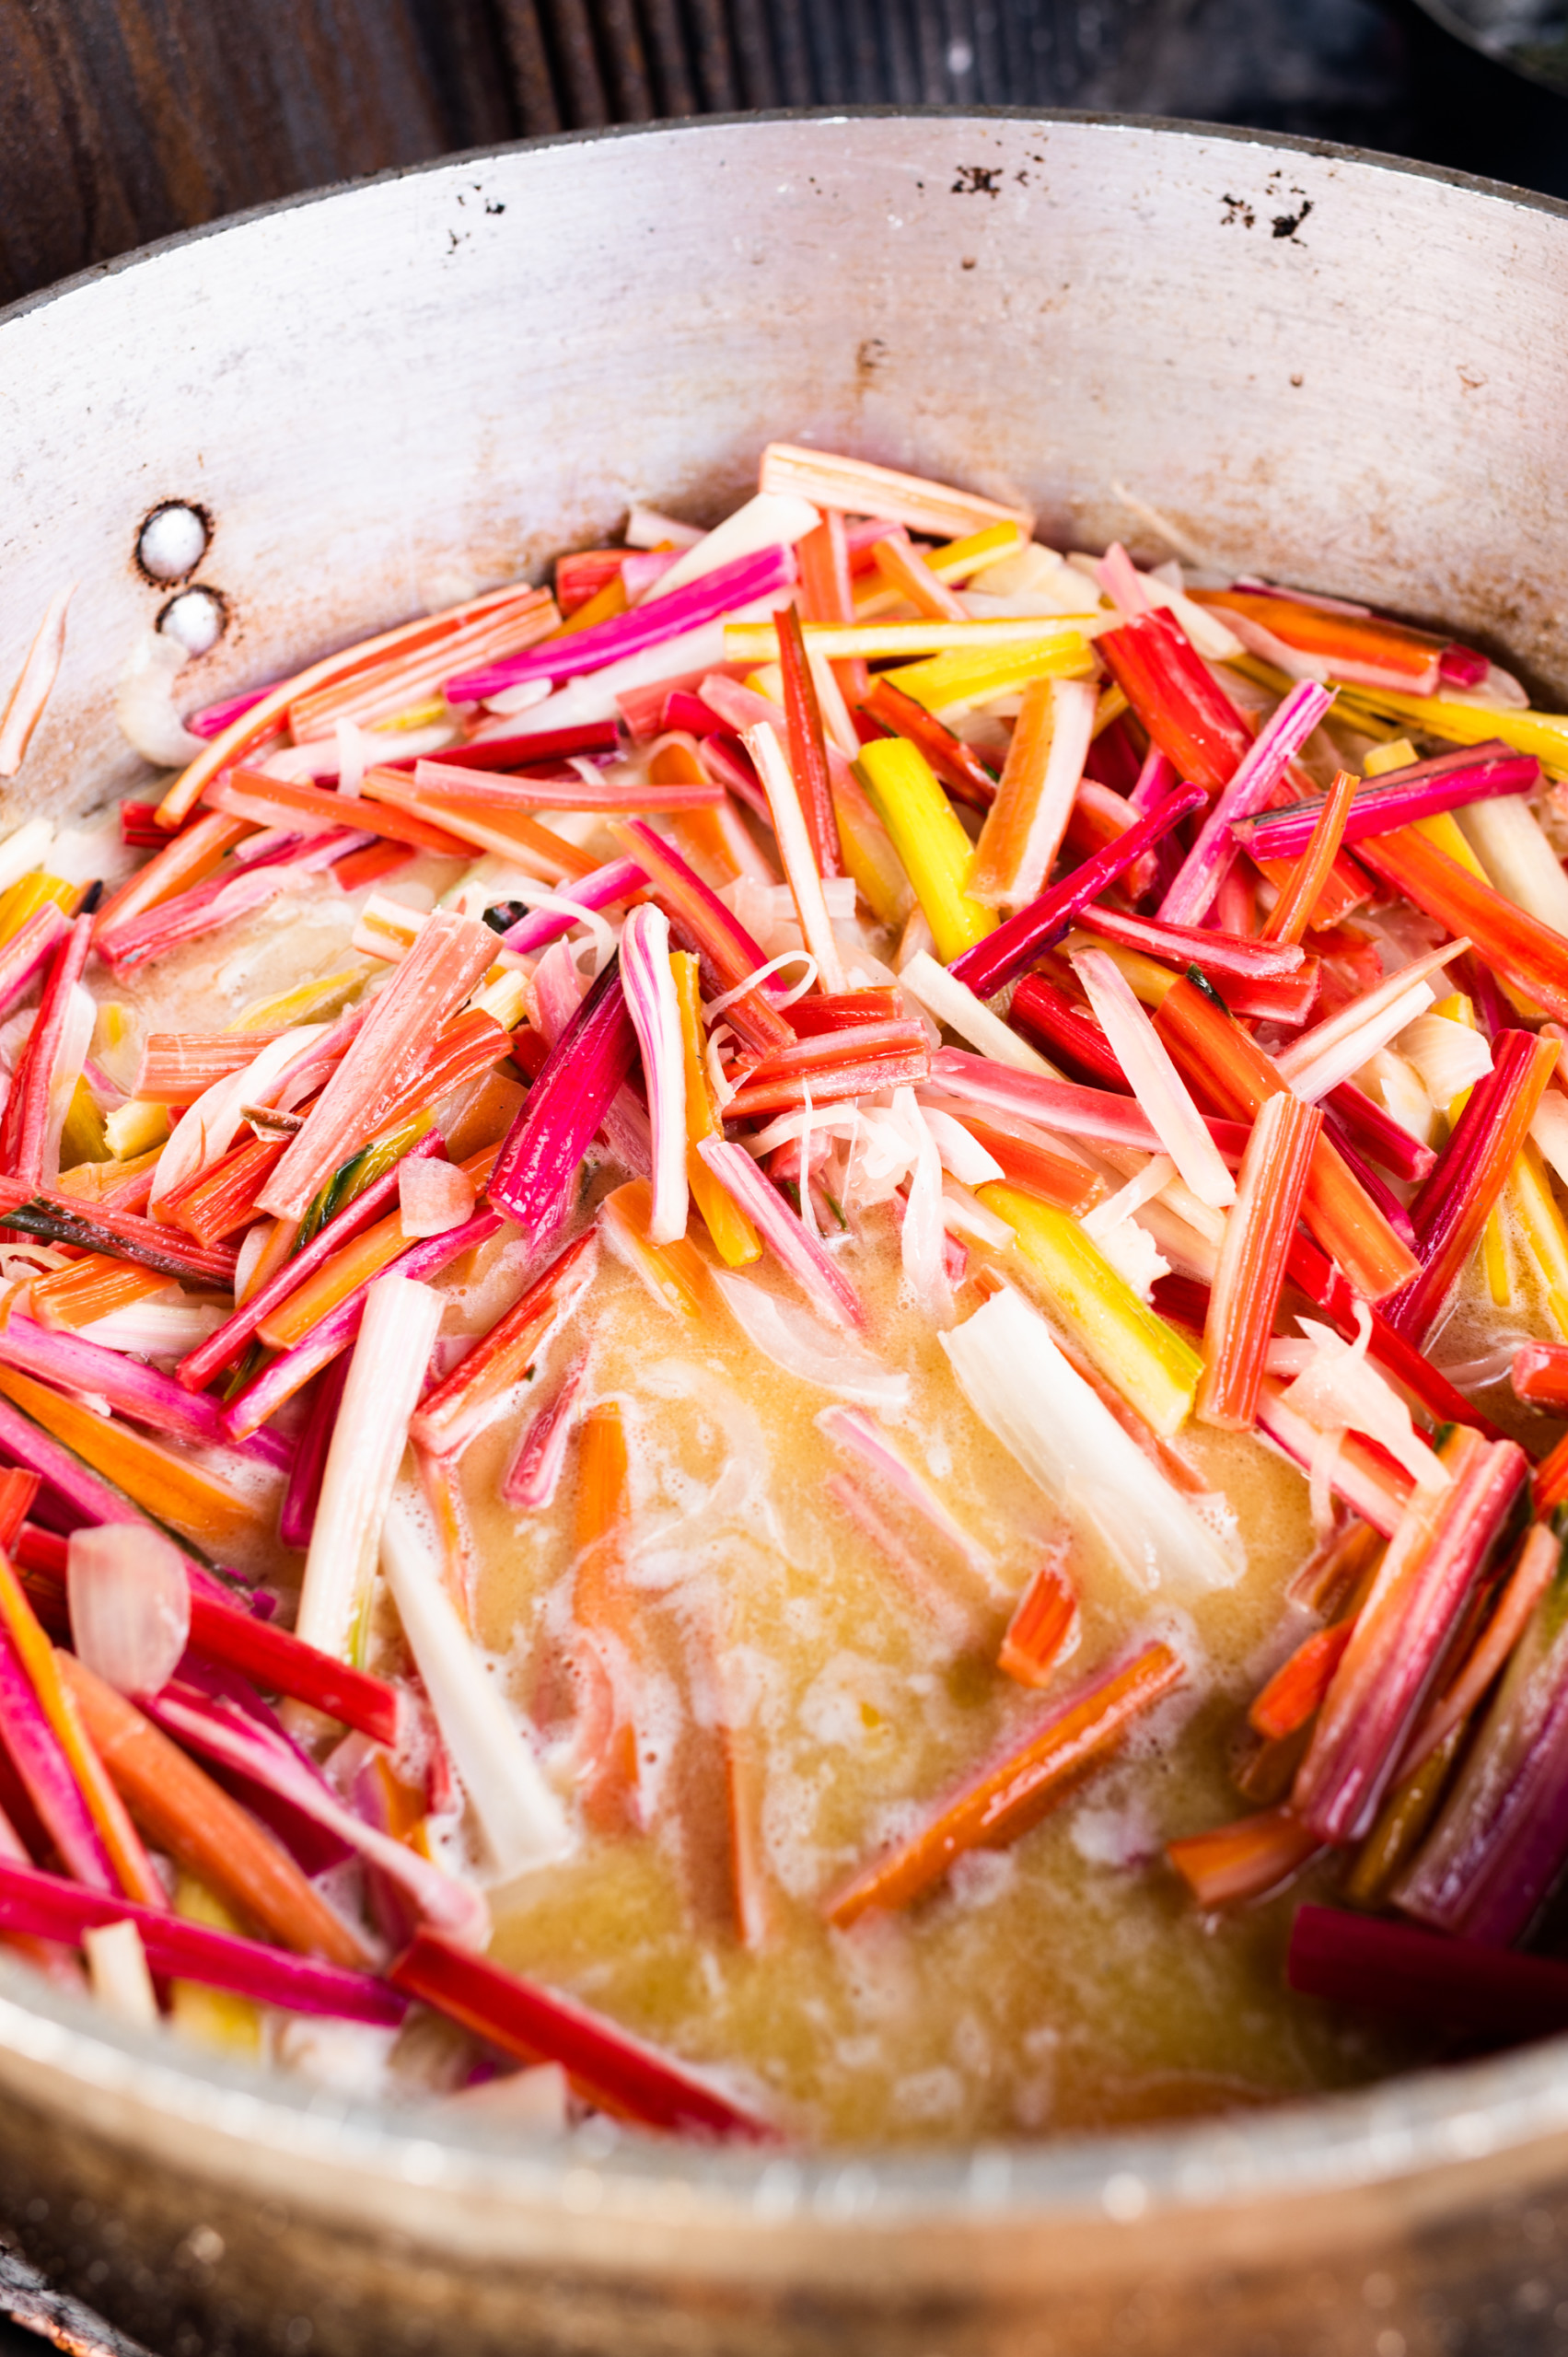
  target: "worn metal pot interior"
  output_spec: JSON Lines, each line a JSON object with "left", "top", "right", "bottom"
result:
{"left": 3, "top": 110, "right": 1568, "bottom": 2357}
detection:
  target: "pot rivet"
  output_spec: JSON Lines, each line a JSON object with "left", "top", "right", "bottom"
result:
{"left": 157, "top": 586, "right": 227, "bottom": 656}
{"left": 138, "top": 503, "right": 209, "bottom": 582}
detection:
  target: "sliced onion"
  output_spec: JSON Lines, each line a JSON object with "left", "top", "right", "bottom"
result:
{"left": 890, "top": 1087, "right": 949, "bottom": 1321}
{"left": 0, "top": 586, "right": 74, "bottom": 778}
{"left": 1279, "top": 1315, "right": 1448, "bottom": 1492}
{"left": 115, "top": 630, "right": 205, "bottom": 768}
{"left": 1399, "top": 1012, "right": 1493, "bottom": 1109}
{"left": 400, "top": 1156, "right": 477, "bottom": 1238}
{"left": 920, "top": 1104, "right": 1004, "bottom": 1189}
{"left": 714, "top": 1270, "right": 909, "bottom": 1411}
{"left": 67, "top": 1523, "right": 191, "bottom": 1697}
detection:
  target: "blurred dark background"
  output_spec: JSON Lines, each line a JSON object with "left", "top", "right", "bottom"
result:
{"left": 2, "top": 0, "right": 1565, "bottom": 320}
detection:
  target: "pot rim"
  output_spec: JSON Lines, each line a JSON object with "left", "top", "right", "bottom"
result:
{"left": 2, "top": 1945, "right": 1565, "bottom": 2229}
{"left": 1, "top": 103, "right": 1564, "bottom": 350}
{"left": 5, "top": 107, "right": 1568, "bottom": 2235}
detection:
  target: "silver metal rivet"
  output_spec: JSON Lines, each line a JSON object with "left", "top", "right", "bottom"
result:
{"left": 157, "top": 586, "right": 226, "bottom": 656}
{"left": 138, "top": 503, "right": 209, "bottom": 582}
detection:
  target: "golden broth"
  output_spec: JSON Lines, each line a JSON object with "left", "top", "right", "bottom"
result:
{"left": 91, "top": 857, "right": 1474, "bottom": 2142}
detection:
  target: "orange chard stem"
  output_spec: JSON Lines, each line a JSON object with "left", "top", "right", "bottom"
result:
{"left": 57, "top": 1653, "right": 370, "bottom": 1965}
{"left": 571, "top": 1400, "right": 642, "bottom": 1832}
{"left": 161, "top": 1132, "right": 289, "bottom": 1245}
{"left": 0, "top": 1471, "right": 40, "bottom": 1550}
{"left": 996, "top": 1548, "right": 1081, "bottom": 1689}
{"left": 29, "top": 1257, "right": 170, "bottom": 1332}
{"left": 256, "top": 1208, "right": 403, "bottom": 1349}
{"left": 365, "top": 1010, "right": 511, "bottom": 1144}
{"left": 1260, "top": 769, "right": 1357, "bottom": 946}
{"left": 688, "top": 1612, "right": 771, "bottom": 1949}
{"left": 414, "top": 1445, "right": 477, "bottom": 1627}
{"left": 1385, "top": 1028, "right": 1560, "bottom": 1343}
{"left": 1155, "top": 977, "right": 1418, "bottom": 1301}
{"left": 598, "top": 1179, "right": 710, "bottom": 1320}
{"left": 209, "top": 767, "right": 473, "bottom": 857}
{"left": 92, "top": 811, "right": 253, "bottom": 945}
{"left": 286, "top": 588, "right": 556, "bottom": 737}
{"left": 871, "top": 529, "right": 969, "bottom": 622}
{"left": 359, "top": 770, "right": 598, "bottom": 883}
{"left": 1537, "top": 1432, "right": 1568, "bottom": 1518}
{"left": 1514, "top": 1341, "right": 1568, "bottom": 1412}
{"left": 1356, "top": 822, "right": 1568, "bottom": 1025}
{"left": 153, "top": 583, "right": 551, "bottom": 828}
{"left": 966, "top": 675, "right": 1061, "bottom": 904}
{"left": 954, "top": 1116, "right": 1104, "bottom": 1217}
{"left": 1398, "top": 1519, "right": 1561, "bottom": 1778}
{"left": 575, "top": 1400, "right": 631, "bottom": 1598}
{"left": 859, "top": 676, "right": 997, "bottom": 814}
{"left": 670, "top": 950, "right": 760, "bottom": 1268}
{"left": 1167, "top": 1806, "right": 1321, "bottom": 1907}
{"left": 824, "top": 1640, "right": 1184, "bottom": 1926}
{"left": 1197, "top": 1090, "right": 1322, "bottom": 1430}
{"left": 0, "top": 1367, "right": 257, "bottom": 1552}
{"left": 259, "top": 1144, "right": 496, "bottom": 1353}
{"left": 55, "top": 1145, "right": 164, "bottom": 1213}
{"left": 1248, "top": 1619, "right": 1357, "bottom": 1741}
{"left": 797, "top": 510, "right": 869, "bottom": 704}
{"left": 409, "top": 1229, "right": 598, "bottom": 1457}
{"left": 1194, "top": 589, "right": 1446, "bottom": 685}
{"left": 775, "top": 603, "right": 841, "bottom": 877}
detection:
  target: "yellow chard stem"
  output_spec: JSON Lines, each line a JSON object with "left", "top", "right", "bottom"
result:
{"left": 672, "top": 952, "right": 760, "bottom": 1268}
{"left": 978, "top": 1183, "right": 1202, "bottom": 1436}
{"left": 854, "top": 738, "right": 996, "bottom": 967}
{"left": 882, "top": 636, "right": 1096, "bottom": 715}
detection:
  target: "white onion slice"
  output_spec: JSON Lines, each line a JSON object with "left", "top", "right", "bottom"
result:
{"left": 643, "top": 491, "right": 819, "bottom": 603}
{"left": 714, "top": 1270, "right": 910, "bottom": 1411}
{"left": 1279, "top": 1315, "right": 1449, "bottom": 1492}
{"left": 115, "top": 630, "right": 204, "bottom": 768}
{"left": 0, "top": 586, "right": 74, "bottom": 778}
{"left": 67, "top": 1524, "right": 191, "bottom": 1697}
{"left": 1400, "top": 1013, "right": 1493, "bottom": 1109}
{"left": 399, "top": 1157, "right": 476, "bottom": 1238}
{"left": 83, "top": 1920, "right": 158, "bottom": 2028}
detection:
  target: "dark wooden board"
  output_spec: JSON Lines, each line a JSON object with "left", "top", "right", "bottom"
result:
{"left": 0, "top": 0, "right": 540, "bottom": 313}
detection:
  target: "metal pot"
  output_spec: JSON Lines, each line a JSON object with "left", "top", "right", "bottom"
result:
{"left": 3, "top": 110, "right": 1568, "bottom": 2357}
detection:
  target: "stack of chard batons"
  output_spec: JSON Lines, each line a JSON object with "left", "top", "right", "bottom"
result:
{"left": 4, "top": 443, "right": 1568, "bottom": 2140}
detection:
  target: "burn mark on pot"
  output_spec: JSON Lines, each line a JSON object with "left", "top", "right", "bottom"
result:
{"left": 856, "top": 338, "right": 890, "bottom": 383}
{"left": 952, "top": 166, "right": 1001, "bottom": 198}
{"left": 446, "top": 185, "right": 505, "bottom": 254}
{"left": 1220, "top": 176, "right": 1313, "bottom": 243}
